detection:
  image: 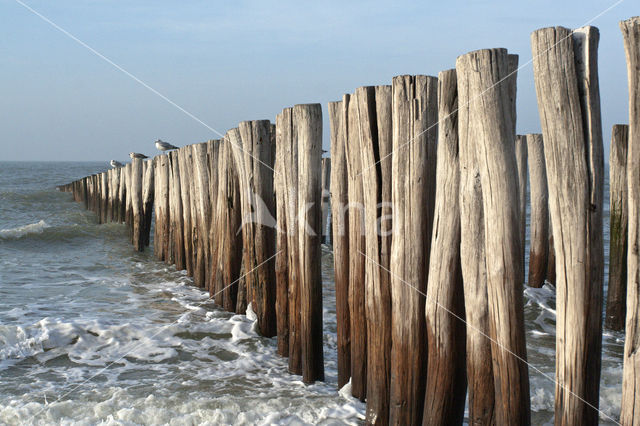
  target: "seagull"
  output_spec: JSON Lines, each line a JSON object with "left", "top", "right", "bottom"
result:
{"left": 129, "top": 152, "right": 148, "bottom": 159}
{"left": 155, "top": 139, "right": 179, "bottom": 152}
{"left": 110, "top": 160, "right": 124, "bottom": 168}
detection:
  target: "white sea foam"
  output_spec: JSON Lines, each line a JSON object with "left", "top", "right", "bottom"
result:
{"left": 0, "top": 220, "right": 49, "bottom": 239}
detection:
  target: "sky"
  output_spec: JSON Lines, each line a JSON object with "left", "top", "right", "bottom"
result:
{"left": 0, "top": 0, "right": 636, "bottom": 162}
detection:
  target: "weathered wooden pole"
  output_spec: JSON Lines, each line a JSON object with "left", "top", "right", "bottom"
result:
{"left": 423, "top": 69, "right": 467, "bottom": 425}
{"left": 355, "top": 85, "right": 392, "bottom": 424}
{"left": 210, "top": 139, "right": 222, "bottom": 296}
{"left": 389, "top": 74, "right": 438, "bottom": 425}
{"left": 515, "top": 134, "right": 528, "bottom": 283}
{"left": 175, "top": 147, "right": 192, "bottom": 274}
{"left": 328, "top": 99, "right": 351, "bottom": 388}
{"left": 458, "top": 48, "right": 530, "bottom": 425}
{"left": 532, "top": 26, "right": 604, "bottom": 425}
{"left": 227, "top": 128, "right": 248, "bottom": 314}
{"left": 344, "top": 91, "right": 367, "bottom": 400}
{"left": 526, "top": 133, "right": 549, "bottom": 288}
{"left": 117, "top": 166, "right": 126, "bottom": 223}
{"left": 211, "top": 135, "right": 243, "bottom": 312}
{"left": 606, "top": 124, "right": 629, "bottom": 331}
{"left": 100, "top": 172, "right": 108, "bottom": 224}
{"left": 321, "top": 158, "right": 331, "bottom": 244}
{"left": 130, "top": 158, "right": 144, "bottom": 251}
{"left": 168, "top": 150, "right": 185, "bottom": 267}
{"left": 294, "top": 103, "right": 324, "bottom": 383}
{"left": 275, "top": 110, "right": 290, "bottom": 357}
{"left": 458, "top": 48, "right": 492, "bottom": 424}
{"left": 142, "top": 161, "right": 154, "bottom": 247}
{"left": 154, "top": 155, "right": 170, "bottom": 261}
{"left": 621, "top": 16, "right": 640, "bottom": 426}
{"left": 278, "top": 108, "right": 302, "bottom": 373}
{"left": 193, "top": 142, "right": 212, "bottom": 288}
{"left": 239, "top": 120, "right": 277, "bottom": 337}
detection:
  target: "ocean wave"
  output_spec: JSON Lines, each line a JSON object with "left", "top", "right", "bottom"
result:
{"left": 0, "top": 220, "right": 50, "bottom": 239}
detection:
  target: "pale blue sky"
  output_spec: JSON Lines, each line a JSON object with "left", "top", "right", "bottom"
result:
{"left": 0, "top": 0, "right": 635, "bottom": 162}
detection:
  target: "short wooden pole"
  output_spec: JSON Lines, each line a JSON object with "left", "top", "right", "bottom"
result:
{"left": 606, "top": 124, "right": 629, "bottom": 331}
{"left": 526, "top": 133, "right": 549, "bottom": 288}
{"left": 228, "top": 128, "right": 248, "bottom": 314}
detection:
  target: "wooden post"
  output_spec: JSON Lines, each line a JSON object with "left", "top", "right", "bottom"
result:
{"left": 606, "top": 124, "right": 629, "bottom": 331}
{"left": 227, "top": 128, "right": 248, "bottom": 314}
{"left": 211, "top": 135, "right": 243, "bottom": 312}
{"left": 621, "top": 17, "right": 640, "bottom": 425}
{"left": 294, "top": 103, "right": 324, "bottom": 383}
{"left": 175, "top": 147, "right": 192, "bottom": 273}
{"left": 526, "top": 133, "right": 550, "bottom": 288}
{"left": 207, "top": 140, "right": 220, "bottom": 294}
{"left": 142, "top": 161, "right": 154, "bottom": 247}
{"left": 423, "top": 69, "right": 466, "bottom": 425}
{"left": 532, "top": 26, "right": 604, "bottom": 424}
{"left": 344, "top": 91, "right": 367, "bottom": 400}
{"left": 100, "top": 172, "right": 108, "bottom": 224}
{"left": 458, "top": 52, "right": 494, "bottom": 426}
{"left": 275, "top": 111, "right": 290, "bottom": 357}
{"left": 458, "top": 48, "right": 530, "bottom": 425}
{"left": 154, "top": 155, "right": 170, "bottom": 261}
{"left": 389, "top": 75, "right": 438, "bottom": 425}
{"left": 168, "top": 151, "right": 184, "bottom": 267}
{"left": 117, "top": 166, "right": 126, "bottom": 223}
{"left": 130, "top": 158, "right": 144, "bottom": 251}
{"left": 193, "top": 142, "right": 212, "bottom": 288}
{"left": 356, "top": 85, "right": 393, "bottom": 424}
{"left": 515, "top": 134, "right": 528, "bottom": 283}
{"left": 278, "top": 108, "right": 302, "bottom": 373}
{"left": 237, "top": 120, "right": 277, "bottom": 337}
{"left": 320, "top": 158, "right": 331, "bottom": 244}
{"left": 328, "top": 100, "right": 350, "bottom": 387}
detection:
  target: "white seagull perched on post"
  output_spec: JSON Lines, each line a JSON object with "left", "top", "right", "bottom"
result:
{"left": 110, "top": 160, "right": 124, "bottom": 168}
{"left": 155, "top": 139, "right": 179, "bottom": 152}
{"left": 129, "top": 152, "right": 148, "bottom": 159}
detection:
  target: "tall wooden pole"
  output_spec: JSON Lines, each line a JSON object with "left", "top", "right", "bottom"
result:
{"left": 345, "top": 91, "right": 367, "bottom": 400}
{"left": 621, "top": 16, "right": 640, "bottom": 425}
{"left": 328, "top": 99, "right": 351, "bottom": 387}
{"left": 515, "top": 134, "right": 528, "bottom": 283}
{"left": 532, "top": 26, "right": 604, "bottom": 425}
{"left": 526, "top": 133, "right": 549, "bottom": 288}
{"left": 423, "top": 69, "right": 467, "bottom": 425}
{"left": 389, "top": 74, "right": 438, "bottom": 425}
{"left": 356, "top": 85, "right": 392, "bottom": 425}
{"left": 295, "top": 103, "right": 324, "bottom": 383}
{"left": 275, "top": 111, "right": 290, "bottom": 357}
{"left": 606, "top": 124, "right": 629, "bottom": 331}
{"left": 457, "top": 48, "right": 530, "bottom": 425}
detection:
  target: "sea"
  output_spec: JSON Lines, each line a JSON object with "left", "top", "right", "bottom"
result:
{"left": 0, "top": 161, "right": 625, "bottom": 425}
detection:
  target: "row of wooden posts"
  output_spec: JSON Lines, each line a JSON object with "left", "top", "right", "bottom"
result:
{"left": 59, "top": 18, "right": 640, "bottom": 425}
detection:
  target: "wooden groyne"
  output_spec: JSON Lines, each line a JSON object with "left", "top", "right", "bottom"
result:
{"left": 58, "top": 17, "right": 640, "bottom": 425}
